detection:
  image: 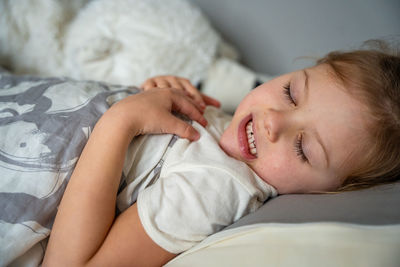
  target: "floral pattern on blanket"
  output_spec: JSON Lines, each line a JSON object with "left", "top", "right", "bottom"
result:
{"left": 0, "top": 68, "right": 138, "bottom": 266}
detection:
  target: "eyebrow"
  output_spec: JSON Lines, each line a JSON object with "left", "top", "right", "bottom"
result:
{"left": 303, "top": 69, "right": 309, "bottom": 100}
{"left": 303, "top": 69, "right": 329, "bottom": 168}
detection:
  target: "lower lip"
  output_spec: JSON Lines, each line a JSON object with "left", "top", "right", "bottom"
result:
{"left": 238, "top": 114, "right": 257, "bottom": 160}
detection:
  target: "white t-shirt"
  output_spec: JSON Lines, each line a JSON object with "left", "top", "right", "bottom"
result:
{"left": 116, "top": 107, "right": 277, "bottom": 253}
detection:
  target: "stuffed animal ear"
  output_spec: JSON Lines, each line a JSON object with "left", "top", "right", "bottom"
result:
{"left": 201, "top": 58, "right": 274, "bottom": 114}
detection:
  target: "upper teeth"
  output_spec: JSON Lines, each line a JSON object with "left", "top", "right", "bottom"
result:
{"left": 246, "top": 121, "right": 257, "bottom": 156}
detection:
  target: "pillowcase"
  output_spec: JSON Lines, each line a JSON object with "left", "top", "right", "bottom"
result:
{"left": 166, "top": 182, "right": 400, "bottom": 266}
{"left": 227, "top": 182, "right": 400, "bottom": 230}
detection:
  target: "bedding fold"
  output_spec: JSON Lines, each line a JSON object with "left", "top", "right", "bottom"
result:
{"left": 0, "top": 70, "right": 137, "bottom": 266}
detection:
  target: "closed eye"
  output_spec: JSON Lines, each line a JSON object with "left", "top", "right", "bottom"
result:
{"left": 283, "top": 82, "right": 296, "bottom": 106}
{"left": 295, "top": 133, "right": 308, "bottom": 163}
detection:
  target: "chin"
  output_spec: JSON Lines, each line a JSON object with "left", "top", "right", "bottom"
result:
{"left": 218, "top": 140, "right": 233, "bottom": 157}
{"left": 218, "top": 138, "right": 239, "bottom": 160}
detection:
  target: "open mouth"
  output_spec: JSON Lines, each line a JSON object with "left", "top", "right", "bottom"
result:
{"left": 246, "top": 120, "right": 257, "bottom": 156}
{"left": 238, "top": 114, "right": 257, "bottom": 160}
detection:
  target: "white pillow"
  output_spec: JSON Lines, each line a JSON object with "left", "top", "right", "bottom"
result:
{"left": 165, "top": 223, "right": 400, "bottom": 267}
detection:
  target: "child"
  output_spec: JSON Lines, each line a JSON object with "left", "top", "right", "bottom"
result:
{"left": 43, "top": 45, "right": 400, "bottom": 266}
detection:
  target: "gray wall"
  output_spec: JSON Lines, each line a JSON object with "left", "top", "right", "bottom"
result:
{"left": 191, "top": 0, "right": 400, "bottom": 75}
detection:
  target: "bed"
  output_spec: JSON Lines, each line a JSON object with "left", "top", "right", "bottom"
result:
{"left": 1, "top": 0, "right": 399, "bottom": 266}
{"left": 166, "top": 183, "right": 400, "bottom": 266}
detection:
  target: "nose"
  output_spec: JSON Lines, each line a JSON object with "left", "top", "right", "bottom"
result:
{"left": 264, "top": 109, "right": 287, "bottom": 142}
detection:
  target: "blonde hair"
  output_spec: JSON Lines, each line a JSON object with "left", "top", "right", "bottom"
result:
{"left": 316, "top": 40, "right": 400, "bottom": 191}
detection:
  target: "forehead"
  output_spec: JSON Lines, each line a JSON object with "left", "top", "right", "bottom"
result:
{"left": 308, "top": 65, "right": 370, "bottom": 173}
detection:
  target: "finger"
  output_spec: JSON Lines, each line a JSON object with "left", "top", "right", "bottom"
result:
{"left": 170, "top": 90, "right": 208, "bottom": 127}
{"left": 163, "top": 115, "right": 201, "bottom": 141}
{"left": 172, "top": 88, "right": 205, "bottom": 114}
{"left": 180, "top": 79, "right": 206, "bottom": 109}
{"left": 166, "top": 76, "right": 184, "bottom": 90}
{"left": 154, "top": 77, "right": 169, "bottom": 88}
{"left": 141, "top": 79, "right": 156, "bottom": 90}
{"left": 201, "top": 93, "right": 221, "bottom": 107}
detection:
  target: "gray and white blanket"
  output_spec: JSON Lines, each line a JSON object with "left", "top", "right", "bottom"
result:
{"left": 0, "top": 68, "right": 138, "bottom": 266}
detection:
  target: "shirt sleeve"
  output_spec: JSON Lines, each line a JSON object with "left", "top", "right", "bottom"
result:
{"left": 137, "top": 167, "right": 261, "bottom": 254}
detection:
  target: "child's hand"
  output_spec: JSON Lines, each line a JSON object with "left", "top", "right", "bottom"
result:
{"left": 105, "top": 87, "right": 207, "bottom": 141}
{"left": 141, "top": 75, "right": 220, "bottom": 110}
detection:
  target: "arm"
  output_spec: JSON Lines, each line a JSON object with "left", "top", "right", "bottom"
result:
{"left": 43, "top": 88, "right": 208, "bottom": 267}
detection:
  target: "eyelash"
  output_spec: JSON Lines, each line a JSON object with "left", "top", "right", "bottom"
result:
{"left": 283, "top": 82, "right": 296, "bottom": 106}
{"left": 295, "top": 134, "right": 308, "bottom": 163}
{"left": 283, "top": 83, "right": 307, "bottom": 162}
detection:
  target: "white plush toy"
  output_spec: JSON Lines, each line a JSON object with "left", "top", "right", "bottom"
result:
{"left": 0, "top": 0, "right": 271, "bottom": 113}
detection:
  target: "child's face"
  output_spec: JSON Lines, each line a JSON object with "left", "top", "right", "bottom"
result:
{"left": 219, "top": 64, "right": 369, "bottom": 194}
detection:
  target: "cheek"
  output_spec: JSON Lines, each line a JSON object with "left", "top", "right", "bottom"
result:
{"left": 253, "top": 151, "right": 298, "bottom": 190}
{"left": 234, "top": 97, "right": 253, "bottom": 116}
{"left": 236, "top": 86, "right": 271, "bottom": 111}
